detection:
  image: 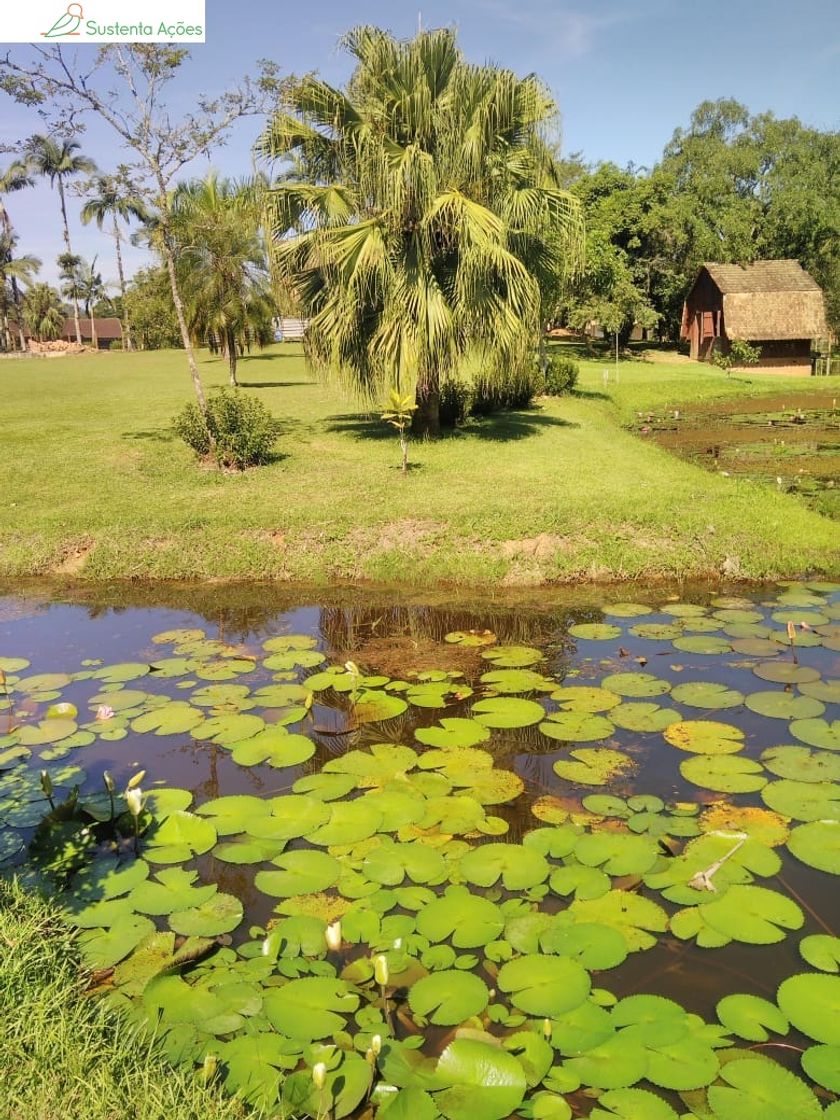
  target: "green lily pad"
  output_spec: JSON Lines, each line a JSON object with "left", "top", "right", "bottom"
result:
{"left": 789, "top": 718, "right": 840, "bottom": 751}
{"left": 787, "top": 820, "right": 840, "bottom": 874}
{"left": 802, "top": 1044, "right": 840, "bottom": 1093}
{"left": 568, "top": 891, "right": 668, "bottom": 952}
{"left": 549, "top": 864, "right": 611, "bottom": 901}
{"left": 680, "top": 754, "right": 767, "bottom": 793}
{"left": 414, "top": 718, "right": 490, "bottom": 749}
{"left": 569, "top": 623, "right": 622, "bottom": 641}
{"left": 213, "top": 834, "right": 287, "bottom": 864}
{"left": 760, "top": 745, "right": 840, "bottom": 782}
{"left": 707, "top": 1055, "right": 821, "bottom": 1120}
{"left": 195, "top": 795, "right": 273, "bottom": 835}
{"left": 129, "top": 867, "right": 217, "bottom": 915}
{"left": 263, "top": 977, "right": 359, "bottom": 1041}
{"left": 670, "top": 682, "right": 744, "bottom": 709}
{"left": 472, "top": 697, "right": 544, "bottom": 728}
{"left": 663, "top": 720, "right": 744, "bottom": 755}
{"left": 445, "top": 629, "right": 497, "bottom": 646}
{"left": 408, "top": 970, "right": 490, "bottom": 1025}
{"left": 752, "top": 661, "right": 821, "bottom": 684}
{"left": 563, "top": 1034, "right": 648, "bottom": 1090}
{"left": 17, "top": 718, "right": 77, "bottom": 745}
{"left": 72, "top": 856, "right": 150, "bottom": 901}
{"left": 248, "top": 796, "right": 331, "bottom": 841}
{"left": 700, "top": 884, "right": 803, "bottom": 944}
{"left": 309, "top": 800, "right": 383, "bottom": 846}
{"left": 91, "top": 662, "right": 151, "bottom": 684}
{"left": 541, "top": 918, "right": 628, "bottom": 970}
{"left": 435, "top": 1038, "right": 527, "bottom": 1120}
{"left": 800, "top": 934, "right": 840, "bottom": 973}
{"left": 609, "top": 703, "right": 682, "bottom": 732}
{"left": 480, "top": 669, "right": 552, "bottom": 693}
{"left": 761, "top": 778, "right": 840, "bottom": 820}
{"left": 363, "top": 840, "right": 446, "bottom": 886}
{"left": 671, "top": 636, "right": 732, "bottom": 655}
{"left": 497, "top": 954, "right": 590, "bottom": 1016}
{"left": 552, "top": 748, "right": 634, "bottom": 786}
{"left": 574, "top": 831, "right": 661, "bottom": 876}
{"left": 190, "top": 683, "right": 253, "bottom": 708}
{"left": 416, "top": 886, "right": 504, "bottom": 947}
{"left": 540, "top": 712, "right": 615, "bottom": 742}
{"left": 552, "top": 686, "right": 621, "bottom": 713}
{"left": 169, "top": 891, "right": 243, "bottom": 937}
{"left": 481, "top": 645, "right": 543, "bottom": 668}
{"left": 144, "top": 811, "right": 218, "bottom": 864}
{"left": 589, "top": 1087, "right": 678, "bottom": 1120}
{"left": 602, "top": 603, "right": 652, "bottom": 618}
{"left": 353, "top": 690, "right": 408, "bottom": 724}
{"left": 131, "top": 703, "right": 204, "bottom": 735}
{"left": 0, "top": 656, "right": 30, "bottom": 672}
{"left": 745, "top": 691, "right": 825, "bottom": 720}
{"left": 601, "top": 673, "right": 671, "bottom": 697}
{"left": 630, "top": 624, "right": 684, "bottom": 641}
{"left": 716, "top": 994, "right": 789, "bottom": 1041}
{"left": 459, "top": 843, "right": 549, "bottom": 890}
{"left": 255, "top": 850, "right": 341, "bottom": 897}
{"left": 78, "top": 914, "right": 157, "bottom": 970}
{"left": 798, "top": 679, "right": 840, "bottom": 703}
{"left": 230, "top": 729, "right": 315, "bottom": 769}
{"left": 192, "top": 713, "right": 265, "bottom": 745}
{"left": 777, "top": 973, "right": 840, "bottom": 1044}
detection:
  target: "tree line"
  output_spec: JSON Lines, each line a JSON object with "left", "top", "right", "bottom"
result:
{"left": 1, "top": 33, "right": 837, "bottom": 436}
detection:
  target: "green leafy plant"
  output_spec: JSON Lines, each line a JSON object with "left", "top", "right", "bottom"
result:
{"left": 712, "top": 338, "right": 762, "bottom": 375}
{"left": 173, "top": 388, "right": 280, "bottom": 469}
{"left": 541, "top": 354, "right": 580, "bottom": 395}
{"left": 381, "top": 389, "right": 417, "bottom": 472}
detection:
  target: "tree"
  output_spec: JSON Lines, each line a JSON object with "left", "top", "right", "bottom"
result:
{"left": 259, "top": 26, "right": 583, "bottom": 437}
{"left": 0, "top": 233, "right": 39, "bottom": 351}
{"left": 22, "top": 281, "right": 64, "bottom": 341}
{"left": 61, "top": 255, "right": 106, "bottom": 346}
{"left": 0, "top": 159, "right": 35, "bottom": 350}
{"left": 1, "top": 45, "right": 279, "bottom": 417}
{"left": 23, "top": 134, "right": 96, "bottom": 344}
{"left": 122, "top": 266, "right": 182, "bottom": 351}
{"left": 81, "top": 174, "right": 148, "bottom": 351}
{"left": 170, "top": 173, "right": 275, "bottom": 385}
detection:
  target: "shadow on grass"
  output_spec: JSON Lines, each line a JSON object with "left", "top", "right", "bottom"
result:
{"left": 326, "top": 409, "right": 579, "bottom": 443}
{"left": 570, "top": 389, "right": 611, "bottom": 401}
{"left": 236, "top": 381, "right": 313, "bottom": 389}
{"left": 122, "top": 428, "right": 175, "bottom": 442}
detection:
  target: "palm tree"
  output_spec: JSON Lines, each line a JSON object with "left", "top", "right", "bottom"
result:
{"left": 62, "top": 255, "right": 106, "bottom": 347}
{"left": 81, "top": 176, "right": 148, "bottom": 351}
{"left": 0, "top": 160, "right": 35, "bottom": 350}
{"left": 24, "top": 134, "right": 96, "bottom": 345}
{"left": 170, "top": 174, "right": 275, "bottom": 385}
{"left": 0, "top": 232, "right": 39, "bottom": 350}
{"left": 22, "top": 282, "right": 65, "bottom": 342}
{"left": 258, "top": 26, "right": 583, "bottom": 436}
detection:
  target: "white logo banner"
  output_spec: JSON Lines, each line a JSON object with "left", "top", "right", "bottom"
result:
{"left": 1, "top": 0, "right": 205, "bottom": 43}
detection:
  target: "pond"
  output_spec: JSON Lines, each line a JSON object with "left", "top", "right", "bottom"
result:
{"left": 636, "top": 392, "right": 840, "bottom": 520}
{"left": 2, "top": 579, "right": 840, "bottom": 1120}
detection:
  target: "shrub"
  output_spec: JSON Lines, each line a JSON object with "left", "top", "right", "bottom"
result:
{"left": 471, "top": 368, "right": 544, "bottom": 415}
{"left": 711, "top": 339, "right": 761, "bottom": 373}
{"left": 439, "top": 379, "right": 474, "bottom": 427}
{"left": 173, "top": 388, "right": 280, "bottom": 469}
{"left": 542, "top": 355, "right": 579, "bottom": 395}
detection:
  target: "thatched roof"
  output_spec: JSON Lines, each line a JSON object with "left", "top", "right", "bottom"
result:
{"left": 702, "top": 261, "right": 827, "bottom": 341}
{"left": 61, "top": 318, "right": 123, "bottom": 341}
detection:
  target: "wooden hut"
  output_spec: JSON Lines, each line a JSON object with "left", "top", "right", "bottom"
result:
{"left": 681, "top": 261, "right": 828, "bottom": 372}
{"left": 61, "top": 318, "right": 123, "bottom": 349}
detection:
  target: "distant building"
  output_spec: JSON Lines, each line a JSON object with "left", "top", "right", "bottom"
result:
{"left": 681, "top": 261, "right": 828, "bottom": 372}
{"left": 61, "top": 318, "right": 123, "bottom": 349}
{"left": 272, "top": 317, "right": 309, "bottom": 342}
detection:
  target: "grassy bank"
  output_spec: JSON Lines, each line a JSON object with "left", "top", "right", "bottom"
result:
{"left": 0, "top": 879, "right": 251, "bottom": 1120}
{"left": 1, "top": 344, "right": 838, "bottom": 585}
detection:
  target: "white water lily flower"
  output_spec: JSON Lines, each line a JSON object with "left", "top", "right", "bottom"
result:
{"left": 95, "top": 704, "right": 115, "bottom": 721}
{"left": 325, "top": 921, "right": 342, "bottom": 951}
{"left": 312, "top": 1062, "right": 327, "bottom": 1090}
{"left": 125, "top": 787, "right": 144, "bottom": 818}
{"left": 374, "top": 954, "right": 389, "bottom": 986}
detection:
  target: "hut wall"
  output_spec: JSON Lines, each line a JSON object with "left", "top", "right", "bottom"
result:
{"left": 682, "top": 269, "right": 723, "bottom": 360}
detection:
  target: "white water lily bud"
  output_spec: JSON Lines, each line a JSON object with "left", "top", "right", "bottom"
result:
{"left": 312, "top": 1062, "right": 327, "bottom": 1090}
{"left": 344, "top": 660, "right": 360, "bottom": 676}
{"left": 366, "top": 1047, "right": 375, "bottom": 1065}
{"left": 371, "top": 1034, "right": 382, "bottom": 1056}
{"left": 393, "top": 937, "right": 403, "bottom": 951}
{"left": 325, "top": 921, "right": 342, "bottom": 951}
{"left": 40, "top": 770, "right": 53, "bottom": 797}
{"left": 374, "top": 954, "right": 389, "bottom": 986}
{"left": 543, "top": 1018, "right": 552, "bottom": 1039}
{"left": 127, "top": 769, "right": 146, "bottom": 789}
{"left": 125, "top": 787, "right": 144, "bottom": 819}
{"left": 103, "top": 770, "right": 115, "bottom": 793}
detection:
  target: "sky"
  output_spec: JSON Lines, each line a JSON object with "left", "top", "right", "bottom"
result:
{"left": 1, "top": 0, "right": 838, "bottom": 293}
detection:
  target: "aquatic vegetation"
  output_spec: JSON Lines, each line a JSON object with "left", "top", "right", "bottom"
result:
{"left": 1, "top": 581, "right": 840, "bottom": 1117}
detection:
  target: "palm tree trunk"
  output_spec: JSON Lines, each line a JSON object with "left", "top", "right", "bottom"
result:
{"left": 89, "top": 306, "right": 97, "bottom": 348}
{"left": 227, "top": 327, "right": 238, "bottom": 386}
{"left": 161, "top": 243, "right": 209, "bottom": 417}
{"left": 413, "top": 372, "right": 441, "bottom": 439}
{"left": 113, "top": 215, "right": 132, "bottom": 351}
{"left": 11, "top": 277, "right": 26, "bottom": 351}
{"left": 57, "top": 177, "right": 82, "bottom": 345}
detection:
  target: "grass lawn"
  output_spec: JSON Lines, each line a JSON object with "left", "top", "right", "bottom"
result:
{"left": 1, "top": 343, "right": 838, "bottom": 585}
{"left": 0, "top": 879, "right": 252, "bottom": 1120}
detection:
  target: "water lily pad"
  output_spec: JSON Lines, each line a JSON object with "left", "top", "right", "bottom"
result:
{"left": 745, "top": 691, "right": 825, "bottom": 720}
{"left": 541, "top": 918, "right": 628, "bottom": 970}
{"left": 363, "top": 840, "right": 446, "bottom": 886}
{"left": 263, "top": 977, "right": 359, "bottom": 1041}
{"left": 169, "top": 891, "right": 243, "bottom": 936}
{"left": 540, "top": 712, "right": 615, "bottom": 743}
{"left": 700, "top": 884, "right": 803, "bottom": 944}
{"left": 563, "top": 1034, "right": 648, "bottom": 1090}
{"left": 760, "top": 745, "right": 840, "bottom": 782}
{"left": 752, "top": 661, "right": 821, "bottom": 684}
{"left": 575, "top": 832, "right": 661, "bottom": 876}
{"left": 601, "top": 673, "right": 671, "bottom": 698}
{"left": 707, "top": 1055, "right": 822, "bottom": 1120}
{"left": 353, "top": 690, "right": 408, "bottom": 723}
{"left": 716, "top": 994, "right": 789, "bottom": 1041}
{"left": 589, "top": 1088, "right": 678, "bottom": 1120}
{"left": 699, "top": 804, "right": 789, "bottom": 846}
{"left": 670, "top": 682, "right": 744, "bottom": 710}
{"left": 761, "top": 778, "right": 840, "bottom": 821}
{"left": 460, "top": 843, "right": 549, "bottom": 890}
{"left": 213, "top": 834, "right": 287, "bottom": 864}
{"left": 680, "top": 754, "right": 766, "bottom": 793}
{"left": 132, "top": 703, "right": 204, "bottom": 735}
{"left": 800, "top": 935, "right": 840, "bottom": 973}
{"left": 630, "top": 624, "right": 684, "bottom": 641}
{"left": 91, "top": 662, "right": 151, "bottom": 684}
{"left": 408, "top": 970, "right": 489, "bottom": 1025}
{"left": 552, "top": 749, "right": 634, "bottom": 786}
{"left": 435, "top": 1038, "right": 527, "bottom": 1120}
{"left": 671, "top": 636, "right": 732, "bottom": 655}
{"left": 17, "top": 718, "right": 77, "bottom": 745}
{"left": 230, "top": 729, "right": 315, "bottom": 769}
{"left": 663, "top": 720, "right": 744, "bottom": 755}
{"left": 497, "top": 954, "right": 590, "bottom": 1016}
{"left": 777, "top": 973, "right": 840, "bottom": 1044}
{"left": 445, "top": 629, "right": 497, "bottom": 647}
{"left": 569, "top": 623, "right": 622, "bottom": 641}
{"left": 248, "top": 796, "right": 331, "bottom": 841}
{"left": 196, "top": 795, "right": 273, "bottom": 835}
{"left": 190, "top": 683, "right": 253, "bottom": 708}
{"left": 144, "top": 811, "right": 218, "bottom": 864}
{"left": 789, "top": 718, "right": 840, "bottom": 751}
{"left": 602, "top": 603, "right": 652, "bottom": 618}
{"left": 549, "top": 864, "right": 611, "bottom": 901}
{"left": 78, "top": 914, "right": 157, "bottom": 970}
{"left": 192, "top": 713, "right": 265, "bottom": 745}
{"left": 309, "top": 800, "right": 383, "bottom": 846}
{"left": 0, "top": 656, "right": 30, "bottom": 672}
{"left": 416, "top": 886, "right": 504, "bottom": 947}
{"left": 798, "top": 678, "right": 840, "bottom": 704}
{"left": 552, "top": 686, "right": 622, "bottom": 713}
{"left": 802, "top": 1044, "right": 840, "bottom": 1093}
{"left": 787, "top": 820, "right": 840, "bottom": 874}
{"left": 480, "top": 669, "right": 553, "bottom": 694}
{"left": 609, "top": 703, "right": 682, "bottom": 732}
{"left": 568, "top": 891, "right": 668, "bottom": 952}
{"left": 255, "top": 850, "right": 341, "bottom": 897}
{"left": 473, "top": 697, "right": 544, "bottom": 728}
{"left": 414, "top": 718, "right": 490, "bottom": 749}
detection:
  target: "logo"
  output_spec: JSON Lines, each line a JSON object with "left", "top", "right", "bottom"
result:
{"left": 42, "top": 2, "right": 84, "bottom": 37}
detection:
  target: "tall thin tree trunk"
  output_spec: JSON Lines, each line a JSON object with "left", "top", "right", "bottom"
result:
{"left": 11, "top": 276, "right": 26, "bottom": 350}
{"left": 57, "top": 177, "right": 82, "bottom": 345}
{"left": 89, "top": 307, "right": 97, "bottom": 348}
{"left": 113, "top": 215, "right": 132, "bottom": 352}
{"left": 413, "top": 372, "right": 441, "bottom": 439}
{"left": 227, "top": 327, "right": 238, "bottom": 386}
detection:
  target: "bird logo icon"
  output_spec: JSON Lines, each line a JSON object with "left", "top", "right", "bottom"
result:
{"left": 41, "top": 2, "right": 84, "bottom": 37}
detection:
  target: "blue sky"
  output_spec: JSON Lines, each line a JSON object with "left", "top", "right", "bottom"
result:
{"left": 2, "top": 0, "right": 838, "bottom": 291}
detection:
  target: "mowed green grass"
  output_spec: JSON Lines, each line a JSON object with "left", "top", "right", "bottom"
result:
{"left": 1, "top": 344, "right": 838, "bottom": 585}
